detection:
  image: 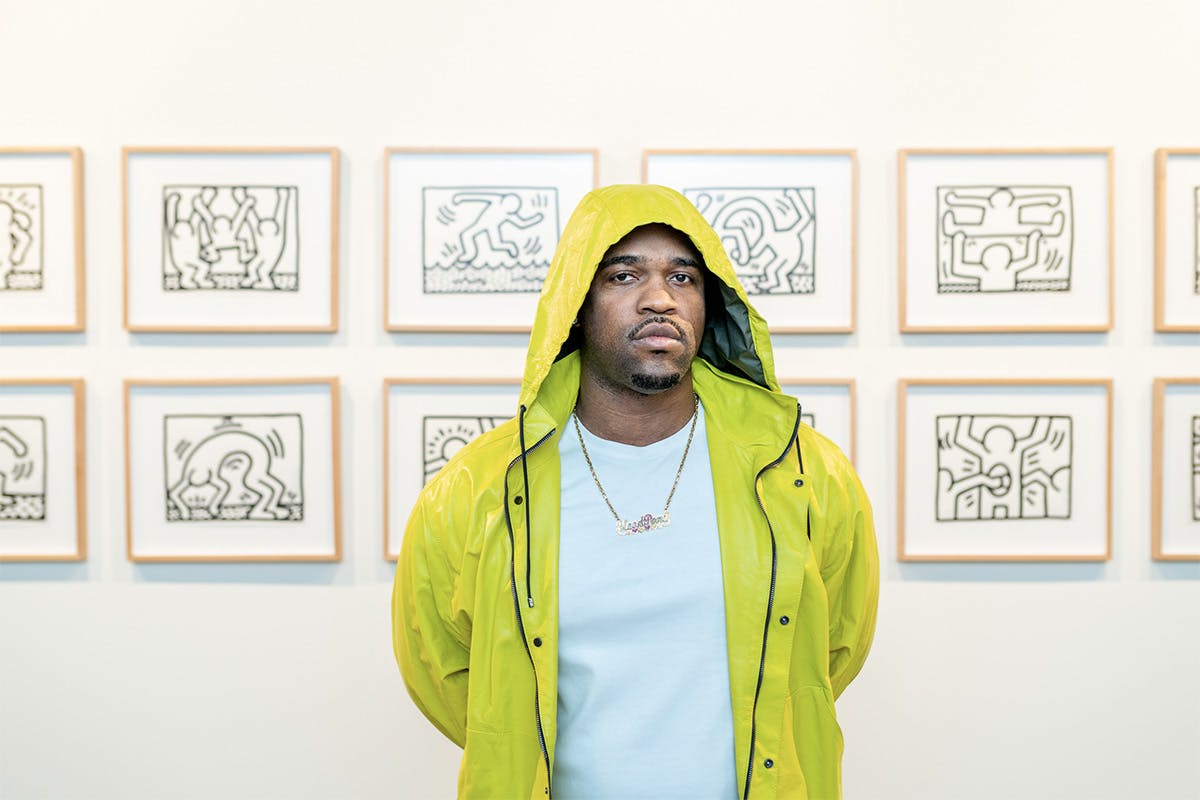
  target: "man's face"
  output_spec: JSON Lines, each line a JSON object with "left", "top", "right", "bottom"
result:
{"left": 578, "top": 224, "right": 707, "bottom": 395}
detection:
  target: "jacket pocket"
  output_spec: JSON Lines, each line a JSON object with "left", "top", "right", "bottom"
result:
{"left": 780, "top": 685, "right": 844, "bottom": 800}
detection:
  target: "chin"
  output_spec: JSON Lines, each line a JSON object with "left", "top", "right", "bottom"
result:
{"left": 630, "top": 372, "right": 682, "bottom": 392}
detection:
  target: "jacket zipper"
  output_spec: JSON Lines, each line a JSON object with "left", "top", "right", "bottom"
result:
{"left": 504, "top": 429, "right": 555, "bottom": 797}
{"left": 741, "top": 409, "right": 801, "bottom": 800}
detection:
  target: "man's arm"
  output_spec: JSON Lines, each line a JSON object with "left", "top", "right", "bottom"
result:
{"left": 818, "top": 462, "right": 880, "bottom": 699}
{"left": 392, "top": 496, "right": 470, "bottom": 747}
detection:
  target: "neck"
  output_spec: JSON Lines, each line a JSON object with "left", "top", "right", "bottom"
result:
{"left": 574, "top": 370, "right": 698, "bottom": 446}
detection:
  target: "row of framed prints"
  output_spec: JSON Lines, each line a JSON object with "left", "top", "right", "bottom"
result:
{"left": 3, "top": 376, "right": 1200, "bottom": 563}
{"left": 7, "top": 146, "right": 1200, "bottom": 333}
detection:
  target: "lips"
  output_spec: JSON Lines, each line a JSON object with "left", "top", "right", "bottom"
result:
{"left": 629, "top": 317, "right": 685, "bottom": 343}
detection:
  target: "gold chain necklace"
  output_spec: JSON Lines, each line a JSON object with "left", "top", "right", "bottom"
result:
{"left": 570, "top": 394, "right": 699, "bottom": 536}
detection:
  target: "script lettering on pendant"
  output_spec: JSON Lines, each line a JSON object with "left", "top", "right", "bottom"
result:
{"left": 615, "top": 511, "right": 670, "bottom": 536}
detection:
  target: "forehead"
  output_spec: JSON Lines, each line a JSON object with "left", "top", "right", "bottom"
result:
{"left": 601, "top": 223, "right": 702, "bottom": 262}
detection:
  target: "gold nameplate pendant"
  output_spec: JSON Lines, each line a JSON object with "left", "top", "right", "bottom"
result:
{"left": 616, "top": 512, "right": 671, "bottom": 536}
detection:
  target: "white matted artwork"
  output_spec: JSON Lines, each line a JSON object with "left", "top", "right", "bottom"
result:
{"left": 1152, "top": 378, "right": 1200, "bottom": 559}
{"left": 0, "top": 380, "right": 85, "bottom": 560}
{"left": 124, "top": 147, "right": 339, "bottom": 332}
{"left": 1154, "top": 149, "right": 1200, "bottom": 331}
{"left": 898, "top": 379, "right": 1111, "bottom": 561}
{"left": 384, "top": 378, "right": 520, "bottom": 560}
{"left": 0, "top": 148, "right": 85, "bottom": 331}
{"left": 778, "top": 379, "right": 855, "bottom": 463}
{"left": 125, "top": 379, "right": 341, "bottom": 561}
{"left": 385, "top": 148, "right": 597, "bottom": 331}
{"left": 899, "top": 149, "right": 1112, "bottom": 332}
{"left": 643, "top": 150, "right": 856, "bottom": 332}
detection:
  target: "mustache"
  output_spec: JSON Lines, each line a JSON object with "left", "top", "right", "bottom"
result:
{"left": 628, "top": 316, "right": 686, "bottom": 341}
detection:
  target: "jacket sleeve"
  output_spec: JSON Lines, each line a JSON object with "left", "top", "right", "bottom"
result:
{"left": 392, "top": 494, "right": 470, "bottom": 747}
{"left": 819, "top": 461, "right": 880, "bottom": 699}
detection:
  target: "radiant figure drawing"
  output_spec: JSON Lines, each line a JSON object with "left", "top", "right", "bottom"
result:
{"left": 0, "top": 185, "right": 43, "bottom": 290}
{"left": 0, "top": 418, "right": 46, "bottom": 520}
{"left": 936, "top": 414, "right": 1072, "bottom": 521}
{"left": 937, "top": 186, "right": 1072, "bottom": 293}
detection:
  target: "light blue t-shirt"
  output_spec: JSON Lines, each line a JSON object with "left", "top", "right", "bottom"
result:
{"left": 555, "top": 403, "right": 738, "bottom": 800}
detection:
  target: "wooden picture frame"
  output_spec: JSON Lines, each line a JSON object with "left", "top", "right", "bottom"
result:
{"left": 642, "top": 149, "right": 857, "bottom": 333}
{"left": 123, "top": 146, "right": 340, "bottom": 333}
{"left": 777, "top": 378, "right": 857, "bottom": 463}
{"left": 0, "top": 147, "right": 85, "bottom": 332}
{"left": 384, "top": 147, "right": 598, "bottom": 332}
{"left": 898, "top": 148, "right": 1114, "bottom": 333}
{"left": 0, "top": 379, "right": 86, "bottom": 561}
{"left": 384, "top": 377, "right": 520, "bottom": 560}
{"left": 1154, "top": 148, "right": 1200, "bottom": 331}
{"left": 125, "top": 378, "right": 342, "bottom": 562}
{"left": 898, "top": 378, "right": 1112, "bottom": 561}
{"left": 1152, "top": 378, "right": 1200, "bottom": 559}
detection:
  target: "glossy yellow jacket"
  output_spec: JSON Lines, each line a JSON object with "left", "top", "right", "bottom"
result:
{"left": 393, "top": 185, "right": 879, "bottom": 799}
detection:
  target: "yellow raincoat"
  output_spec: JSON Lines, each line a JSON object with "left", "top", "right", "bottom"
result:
{"left": 393, "top": 185, "right": 879, "bottom": 799}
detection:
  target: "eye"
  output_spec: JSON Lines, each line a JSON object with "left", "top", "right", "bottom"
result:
{"left": 669, "top": 272, "right": 697, "bottom": 284}
{"left": 610, "top": 271, "right": 636, "bottom": 283}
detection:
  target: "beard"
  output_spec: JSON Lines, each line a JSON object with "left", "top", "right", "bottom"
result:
{"left": 630, "top": 372, "right": 682, "bottom": 392}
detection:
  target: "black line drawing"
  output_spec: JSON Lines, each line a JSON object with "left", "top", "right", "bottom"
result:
{"left": 0, "top": 417, "right": 46, "bottom": 521}
{"left": 685, "top": 187, "right": 817, "bottom": 295}
{"left": 162, "top": 185, "right": 299, "bottom": 292}
{"left": 163, "top": 413, "right": 304, "bottom": 522}
{"left": 421, "top": 187, "right": 559, "bottom": 294}
{"left": 935, "top": 414, "right": 1072, "bottom": 522}
{"left": 801, "top": 412, "right": 816, "bottom": 428}
{"left": 1192, "top": 415, "right": 1200, "bottom": 521}
{"left": 0, "top": 185, "right": 44, "bottom": 291}
{"left": 937, "top": 186, "right": 1072, "bottom": 293}
{"left": 422, "top": 415, "right": 506, "bottom": 482}
{"left": 1192, "top": 188, "right": 1200, "bottom": 294}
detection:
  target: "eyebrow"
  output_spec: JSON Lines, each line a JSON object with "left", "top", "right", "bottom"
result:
{"left": 597, "top": 253, "right": 703, "bottom": 269}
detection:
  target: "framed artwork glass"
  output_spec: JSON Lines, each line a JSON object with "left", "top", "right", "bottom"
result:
{"left": 125, "top": 378, "right": 341, "bottom": 562}
{"left": 1154, "top": 149, "right": 1200, "bottom": 331}
{"left": 384, "top": 148, "right": 597, "bottom": 332}
{"left": 778, "top": 378, "right": 856, "bottom": 463}
{"left": 899, "top": 148, "right": 1113, "bottom": 332}
{"left": 898, "top": 379, "right": 1112, "bottom": 561}
{"left": 643, "top": 149, "right": 857, "bottom": 333}
{"left": 123, "top": 147, "right": 339, "bottom": 332}
{"left": 384, "top": 378, "right": 520, "bottom": 560}
{"left": 0, "top": 379, "right": 85, "bottom": 561}
{"left": 1152, "top": 378, "right": 1200, "bottom": 559}
{"left": 0, "top": 148, "right": 85, "bottom": 332}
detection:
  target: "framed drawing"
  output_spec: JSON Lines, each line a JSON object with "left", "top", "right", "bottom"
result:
{"left": 123, "top": 147, "right": 339, "bottom": 332}
{"left": 384, "top": 378, "right": 520, "bottom": 560}
{"left": 0, "top": 379, "right": 86, "bottom": 561}
{"left": 899, "top": 148, "right": 1113, "bottom": 332}
{"left": 644, "top": 149, "right": 857, "bottom": 332}
{"left": 1152, "top": 378, "right": 1200, "bottom": 559}
{"left": 384, "top": 148, "right": 598, "bottom": 332}
{"left": 0, "top": 148, "right": 85, "bottom": 332}
{"left": 125, "top": 378, "right": 341, "bottom": 562}
{"left": 1154, "top": 149, "right": 1200, "bottom": 331}
{"left": 778, "top": 378, "right": 856, "bottom": 463}
{"left": 898, "top": 379, "right": 1111, "bottom": 561}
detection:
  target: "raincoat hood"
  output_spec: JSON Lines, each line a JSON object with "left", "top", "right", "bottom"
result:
{"left": 519, "top": 184, "right": 780, "bottom": 409}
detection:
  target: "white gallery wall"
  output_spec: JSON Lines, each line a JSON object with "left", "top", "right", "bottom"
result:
{"left": 3, "top": 1, "right": 1200, "bottom": 798}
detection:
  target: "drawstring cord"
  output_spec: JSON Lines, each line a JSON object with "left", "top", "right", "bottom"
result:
{"left": 519, "top": 404, "right": 535, "bottom": 608}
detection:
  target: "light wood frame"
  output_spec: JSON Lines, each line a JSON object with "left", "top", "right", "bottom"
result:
{"left": 122, "top": 146, "right": 340, "bottom": 333}
{"left": 383, "top": 377, "right": 521, "bottom": 560}
{"left": 124, "top": 377, "right": 342, "bottom": 562}
{"left": 1154, "top": 148, "right": 1200, "bottom": 331}
{"left": 777, "top": 377, "right": 857, "bottom": 464}
{"left": 0, "top": 378, "right": 86, "bottom": 561}
{"left": 1152, "top": 377, "right": 1200, "bottom": 559}
{"left": 0, "top": 147, "right": 85, "bottom": 332}
{"left": 383, "top": 147, "right": 599, "bottom": 333}
{"left": 641, "top": 148, "right": 858, "bottom": 334}
{"left": 898, "top": 148, "right": 1115, "bottom": 333}
{"left": 897, "top": 378, "right": 1113, "bottom": 562}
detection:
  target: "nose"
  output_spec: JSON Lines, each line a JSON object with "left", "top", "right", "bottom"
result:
{"left": 639, "top": 275, "right": 677, "bottom": 315}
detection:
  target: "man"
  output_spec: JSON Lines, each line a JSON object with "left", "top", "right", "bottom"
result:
{"left": 393, "top": 184, "right": 878, "bottom": 799}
